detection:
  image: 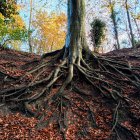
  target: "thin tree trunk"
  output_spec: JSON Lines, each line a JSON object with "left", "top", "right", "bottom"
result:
{"left": 125, "top": 0, "right": 135, "bottom": 48}
{"left": 28, "top": 0, "right": 33, "bottom": 53}
{"left": 133, "top": 18, "right": 140, "bottom": 39}
{"left": 50, "top": 40, "right": 54, "bottom": 52}
{"left": 92, "top": 29, "right": 97, "bottom": 52}
{"left": 109, "top": 0, "right": 120, "bottom": 50}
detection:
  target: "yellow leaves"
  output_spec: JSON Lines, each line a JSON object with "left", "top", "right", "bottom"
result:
{"left": 15, "top": 4, "right": 22, "bottom": 11}
{"left": 130, "top": 12, "right": 140, "bottom": 20}
{"left": 10, "top": 41, "right": 22, "bottom": 50}
{"left": 0, "top": 1, "right": 25, "bottom": 30}
{"left": 135, "top": 14, "right": 140, "bottom": 20}
{"left": 32, "top": 11, "right": 67, "bottom": 53}
{"left": 0, "top": 2, "right": 26, "bottom": 50}
{"left": 103, "top": 1, "right": 116, "bottom": 13}
{"left": 0, "top": 13, "right": 4, "bottom": 21}
{"left": 11, "top": 14, "right": 25, "bottom": 29}
{"left": 125, "top": 3, "right": 131, "bottom": 10}
{"left": 107, "top": 3, "right": 115, "bottom": 11}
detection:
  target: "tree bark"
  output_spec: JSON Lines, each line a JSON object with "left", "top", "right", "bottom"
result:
{"left": 133, "top": 18, "right": 140, "bottom": 39}
{"left": 65, "top": 0, "right": 88, "bottom": 64}
{"left": 109, "top": 0, "right": 120, "bottom": 50}
{"left": 28, "top": 0, "right": 33, "bottom": 53}
{"left": 125, "top": 0, "right": 135, "bottom": 48}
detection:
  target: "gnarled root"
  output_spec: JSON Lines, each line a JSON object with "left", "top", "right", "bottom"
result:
{"left": 0, "top": 48, "right": 140, "bottom": 139}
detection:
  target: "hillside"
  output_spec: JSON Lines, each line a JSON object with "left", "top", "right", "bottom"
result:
{"left": 0, "top": 47, "right": 140, "bottom": 140}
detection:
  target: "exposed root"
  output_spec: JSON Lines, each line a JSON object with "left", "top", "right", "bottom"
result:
{"left": 111, "top": 101, "right": 121, "bottom": 132}
{"left": 0, "top": 49, "right": 140, "bottom": 139}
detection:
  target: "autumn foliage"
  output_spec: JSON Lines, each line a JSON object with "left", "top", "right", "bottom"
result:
{"left": 31, "top": 12, "right": 67, "bottom": 54}
{"left": 0, "top": 1, "right": 27, "bottom": 49}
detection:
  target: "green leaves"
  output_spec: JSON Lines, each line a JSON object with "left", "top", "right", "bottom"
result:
{"left": 0, "top": 2, "right": 28, "bottom": 50}
{"left": 90, "top": 19, "right": 106, "bottom": 49}
{"left": 0, "top": 0, "right": 17, "bottom": 18}
{"left": 0, "top": 15, "right": 28, "bottom": 46}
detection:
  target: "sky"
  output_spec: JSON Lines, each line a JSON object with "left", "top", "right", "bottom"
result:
{"left": 19, "top": 0, "right": 67, "bottom": 28}
{"left": 17, "top": 0, "right": 140, "bottom": 53}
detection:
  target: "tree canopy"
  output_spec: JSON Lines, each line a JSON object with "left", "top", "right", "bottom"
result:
{"left": 0, "top": 0, "right": 28, "bottom": 49}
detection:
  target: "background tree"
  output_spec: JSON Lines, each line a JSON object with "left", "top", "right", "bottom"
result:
{"left": 0, "top": 0, "right": 17, "bottom": 18}
{"left": 28, "top": 0, "right": 33, "bottom": 53}
{"left": 108, "top": 0, "right": 120, "bottom": 50}
{"left": 125, "top": 0, "right": 135, "bottom": 48}
{"left": 132, "top": 15, "right": 140, "bottom": 39}
{"left": 0, "top": 1, "right": 28, "bottom": 49}
{"left": 130, "top": 0, "right": 140, "bottom": 40}
{"left": 31, "top": 11, "right": 66, "bottom": 54}
{"left": 90, "top": 18, "right": 106, "bottom": 53}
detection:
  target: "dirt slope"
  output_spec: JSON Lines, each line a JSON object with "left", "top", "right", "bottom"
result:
{"left": 0, "top": 47, "right": 140, "bottom": 140}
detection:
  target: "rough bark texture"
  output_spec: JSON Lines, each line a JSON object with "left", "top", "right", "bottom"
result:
{"left": 65, "top": 0, "right": 88, "bottom": 63}
{"left": 125, "top": 0, "right": 135, "bottom": 48}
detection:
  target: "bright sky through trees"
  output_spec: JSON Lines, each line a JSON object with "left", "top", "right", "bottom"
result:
{"left": 17, "top": 0, "right": 140, "bottom": 52}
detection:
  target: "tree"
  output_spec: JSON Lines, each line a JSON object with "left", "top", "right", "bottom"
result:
{"left": 0, "top": 1, "right": 28, "bottom": 49}
{"left": 133, "top": 16, "right": 140, "bottom": 39}
{"left": 28, "top": 0, "right": 33, "bottom": 53}
{"left": 90, "top": 19, "right": 106, "bottom": 52}
{"left": 31, "top": 12, "right": 66, "bottom": 54}
{"left": 108, "top": 0, "right": 120, "bottom": 50}
{"left": 0, "top": 0, "right": 17, "bottom": 18}
{"left": 131, "top": 10, "right": 140, "bottom": 39}
{"left": 1, "top": 0, "right": 140, "bottom": 139}
{"left": 125, "top": 0, "right": 135, "bottom": 48}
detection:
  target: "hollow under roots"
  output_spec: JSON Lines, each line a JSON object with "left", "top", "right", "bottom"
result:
{"left": 0, "top": 48, "right": 140, "bottom": 139}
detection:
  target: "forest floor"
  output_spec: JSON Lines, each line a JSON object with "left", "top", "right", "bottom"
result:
{"left": 0, "top": 47, "right": 140, "bottom": 140}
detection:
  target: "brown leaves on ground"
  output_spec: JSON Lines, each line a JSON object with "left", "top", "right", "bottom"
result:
{"left": 0, "top": 113, "right": 59, "bottom": 140}
{"left": 0, "top": 47, "right": 140, "bottom": 139}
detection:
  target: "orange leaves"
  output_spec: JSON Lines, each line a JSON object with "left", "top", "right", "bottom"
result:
{"left": 7, "top": 70, "right": 24, "bottom": 77}
{"left": 32, "top": 11, "right": 67, "bottom": 53}
{"left": 0, "top": 113, "right": 51, "bottom": 140}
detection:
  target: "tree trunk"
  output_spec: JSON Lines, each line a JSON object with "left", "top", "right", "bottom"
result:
{"left": 109, "top": 0, "right": 120, "bottom": 50}
{"left": 133, "top": 18, "right": 140, "bottom": 39}
{"left": 125, "top": 0, "right": 135, "bottom": 48}
{"left": 65, "top": 0, "right": 88, "bottom": 64}
{"left": 28, "top": 0, "right": 33, "bottom": 53}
